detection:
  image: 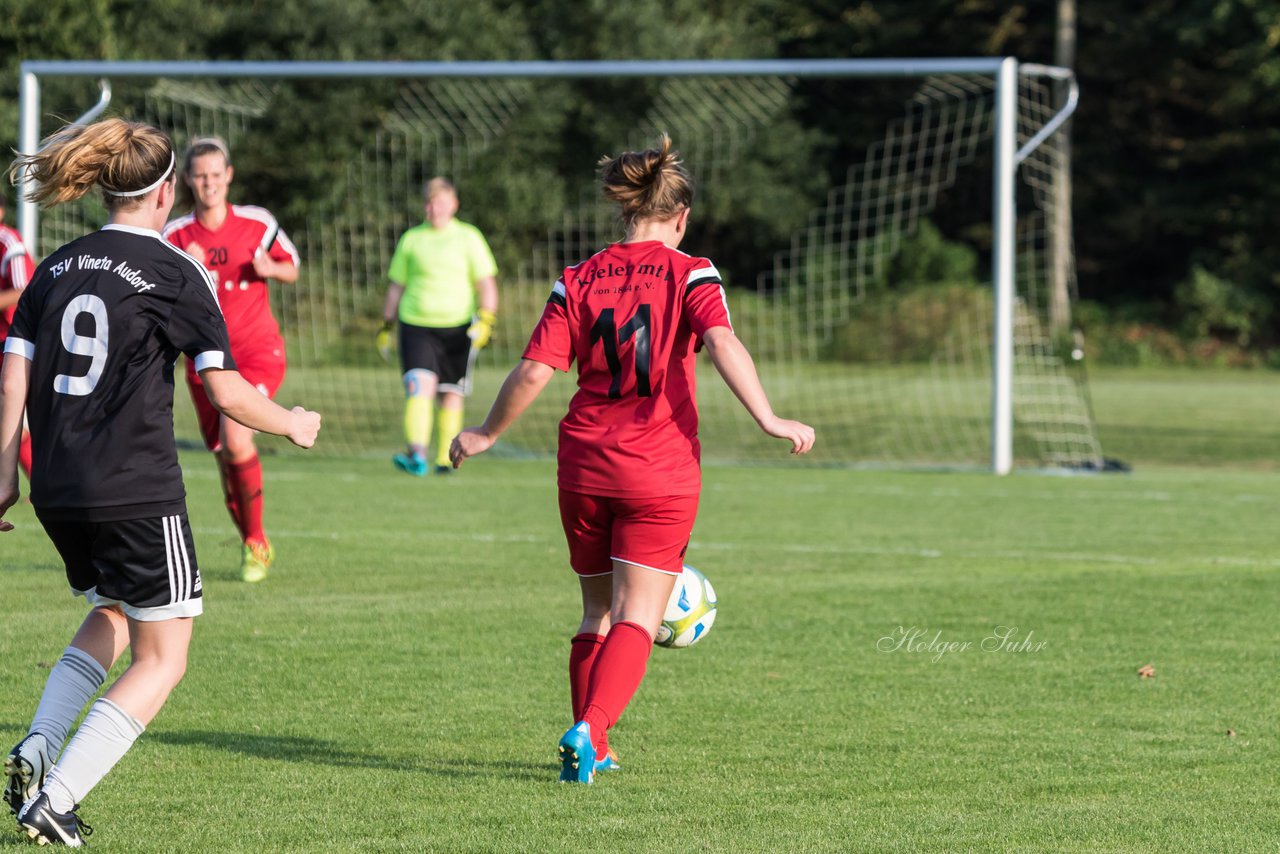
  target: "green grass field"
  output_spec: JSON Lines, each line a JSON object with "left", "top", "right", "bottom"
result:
{"left": 1088, "top": 366, "right": 1279, "bottom": 469}
{"left": 1, "top": 368, "right": 1277, "bottom": 852}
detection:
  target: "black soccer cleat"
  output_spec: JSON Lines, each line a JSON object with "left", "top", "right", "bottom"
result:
{"left": 17, "top": 790, "right": 93, "bottom": 848}
{"left": 4, "top": 732, "right": 52, "bottom": 818}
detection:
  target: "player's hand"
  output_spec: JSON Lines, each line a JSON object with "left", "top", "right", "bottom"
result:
{"left": 251, "top": 249, "right": 275, "bottom": 279}
{"left": 759, "top": 415, "right": 816, "bottom": 456}
{"left": 375, "top": 321, "right": 394, "bottom": 362}
{"left": 287, "top": 406, "right": 322, "bottom": 449}
{"left": 467, "top": 309, "right": 497, "bottom": 349}
{"left": 186, "top": 241, "right": 207, "bottom": 266}
{"left": 449, "top": 427, "right": 494, "bottom": 469}
{"left": 0, "top": 480, "right": 19, "bottom": 532}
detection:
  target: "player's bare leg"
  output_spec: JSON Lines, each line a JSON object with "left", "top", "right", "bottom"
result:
{"left": 67, "top": 606, "right": 132, "bottom": 676}
{"left": 608, "top": 562, "right": 679, "bottom": 639}
{"left": 101, "top": 617, "right": 192, "bottom": 725}
{"left": 577, "top": 573, "right": 613, "bottom": 637}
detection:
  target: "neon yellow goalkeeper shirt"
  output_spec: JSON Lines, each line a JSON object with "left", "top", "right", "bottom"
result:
{"left": 388, "top": 220, "right": 498, "bottom": 328}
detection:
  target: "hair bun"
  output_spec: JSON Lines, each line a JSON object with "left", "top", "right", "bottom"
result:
{"left": 599, "top": 134, "right": 693, "bottom": 228}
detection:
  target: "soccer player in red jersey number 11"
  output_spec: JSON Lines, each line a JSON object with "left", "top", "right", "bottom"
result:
{"left": 163, "top": 137, "right": 300, "bottom": 583}
{"left": 449, "top": 135, "right": 815, "bottom": 783}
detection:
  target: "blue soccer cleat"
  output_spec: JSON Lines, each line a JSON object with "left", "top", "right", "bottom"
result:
{"left": 392, "top": 452, "right": 428, "bottom": 477}
{"left": 557, "top": 721, "right": 596, "bottom": 784}
{"left": 593, "top": 749, "right": 620, "bottom": 774}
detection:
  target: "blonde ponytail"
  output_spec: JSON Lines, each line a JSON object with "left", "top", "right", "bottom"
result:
{"left": 9, "top": 118, "right": 174, "bottom": 209}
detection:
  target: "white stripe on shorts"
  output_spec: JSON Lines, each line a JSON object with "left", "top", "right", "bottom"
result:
{"left": 175, "top": 515, "right": 193, "bottom": 601}
{"left": 174, "top": 516, "right": 191, "bottom": 602}
{"left": 163, "top": 516, "right": 178, "bottom": 604}
{"left": 163, "top": 515, "right": 194, "bottom": 604}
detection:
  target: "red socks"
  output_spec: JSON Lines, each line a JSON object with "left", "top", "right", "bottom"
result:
{"left": 580, "top": 621, "right": 654, "bottom": 753}
{"left": 223, "top": 455, "right": 265, "bottom": 544}
{"left": 573, "top": 635, "right": 606, "bottom": 752}
{"left": 569, "top": 633, "right": 605, "bottom": 722}
{"left": 217, "top": 458, "right": 244, "bottom": 537}
{"left": 17, "top": 433, "right": 31, "bottom": 479}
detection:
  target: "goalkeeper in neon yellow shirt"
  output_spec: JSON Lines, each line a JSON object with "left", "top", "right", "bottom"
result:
{"left": 380, "top": 178, "right": 498, "bottom": 476}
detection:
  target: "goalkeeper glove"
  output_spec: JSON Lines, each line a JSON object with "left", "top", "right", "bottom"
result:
{"left": 376, "top": 320, "right": 394, "bottom": 362}
{"left": 467, "top": 309, "right": 497, "bottom": 349}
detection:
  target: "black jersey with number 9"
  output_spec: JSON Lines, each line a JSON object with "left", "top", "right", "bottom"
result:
{"left": 4, "top": 224, "right": 236, "bottom": 521}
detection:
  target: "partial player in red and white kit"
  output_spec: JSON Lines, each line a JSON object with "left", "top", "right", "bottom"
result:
{"left": 163, "top": 137, "right": 300, "bottom": 582}
{"left": 0, "top": 188, "right": 35, "bottom": 480}
{"left": 450, "top": 136, "right": 815, "bottom": 783}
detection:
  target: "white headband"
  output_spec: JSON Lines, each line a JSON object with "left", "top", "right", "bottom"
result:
{"left": 189, "top": 136, "right": 231, "bottom": 159}
{"left": 109, "top": 152, "right": 176, "bottom": 198}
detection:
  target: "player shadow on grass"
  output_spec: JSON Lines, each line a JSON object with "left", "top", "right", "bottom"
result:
{"left": 149, "top": 730, "right": 549, "bottom": 781}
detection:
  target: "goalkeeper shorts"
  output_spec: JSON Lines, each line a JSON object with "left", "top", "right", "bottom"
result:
{"left": 399, "top": 322, "right": 475, "bottom": 395}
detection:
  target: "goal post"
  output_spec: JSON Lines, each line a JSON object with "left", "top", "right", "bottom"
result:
{"left": 15, "top": 58, "right": 1094, "bottom": 474}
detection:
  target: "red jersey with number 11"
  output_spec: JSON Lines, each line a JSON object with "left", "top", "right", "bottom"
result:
{"left": 523, "top": 240, "right": 732, "bottom": 498}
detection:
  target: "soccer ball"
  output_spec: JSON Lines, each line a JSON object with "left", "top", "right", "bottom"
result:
{"left": 655, "top": 565, "right": 717, "bottom": 649}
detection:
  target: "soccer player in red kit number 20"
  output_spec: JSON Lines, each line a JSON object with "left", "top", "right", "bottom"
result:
{"left": 163, "top": 137, "right": 300, "bottom": 583}
{"left": 450, "top": 136, "right": 815, "bottom": 783}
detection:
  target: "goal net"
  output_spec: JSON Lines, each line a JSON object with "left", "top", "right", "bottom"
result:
{"left": 27, "top": 63, "right": 1103, "bottom": 470}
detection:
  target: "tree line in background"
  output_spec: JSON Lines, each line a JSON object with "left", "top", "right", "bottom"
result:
{"left": 2, "top": 0, "right": 1277, "bottom": 365}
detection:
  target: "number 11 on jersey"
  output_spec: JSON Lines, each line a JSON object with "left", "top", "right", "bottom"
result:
{"left": 590, "top": 304, "right": 651, "bottom": 399}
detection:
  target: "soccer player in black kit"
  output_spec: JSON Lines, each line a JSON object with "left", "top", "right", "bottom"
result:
{"left": 0, "top": 119, "right": 321, "bottom": 847}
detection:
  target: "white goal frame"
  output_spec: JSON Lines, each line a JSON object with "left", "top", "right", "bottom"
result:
{"left": 15, "top": 58, "right": 1078, "bottom": 475}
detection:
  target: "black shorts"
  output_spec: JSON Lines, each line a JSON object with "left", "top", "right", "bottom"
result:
{"left": 399, "top": 322, "right": 475, "bottom": 395}
{"left": 37, "top": 512, "right": 203, "bottom": 621}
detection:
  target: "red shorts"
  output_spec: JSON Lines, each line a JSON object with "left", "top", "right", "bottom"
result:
{"left": 558, "top": 490, "right": 699, "bottom": 577}
{"left": 184, "top": 344, "right": 286, "bottom": 451}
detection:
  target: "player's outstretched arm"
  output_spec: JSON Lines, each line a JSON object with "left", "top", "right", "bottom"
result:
{"left": 200, "top": 368, "right": 321, "bottom": 449}
{"left": 450, "top": 358, "right": 555, "bottom": 468}
{"left": 702, "top": 326, "right": 816, "bottom": 456}
{"left": 0, "top": 354, "right": 31, "bottom": 529}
